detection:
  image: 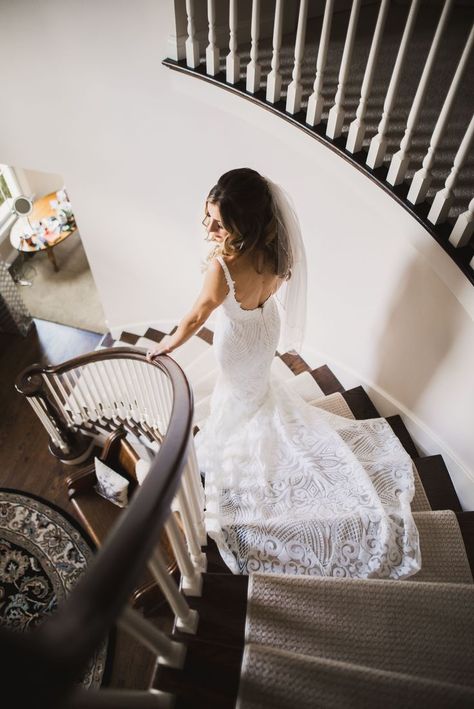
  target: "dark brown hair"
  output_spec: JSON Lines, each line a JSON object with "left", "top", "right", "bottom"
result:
{"left": 205, "top": 168, "right": 292, "bottom": 278}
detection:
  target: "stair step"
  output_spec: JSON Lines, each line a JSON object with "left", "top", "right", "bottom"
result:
{"left": 144, "top": 327, "right": 167, "bottom": 342}
{"left": 414, "top": 455, "right": 463, "bottom": 512}
{"left": 342, "top": 386, "right": 380, "bottom": 419}
{"left": 154, "top": 640, "right": 242, "bottom": 709}
{"left": 311, "top": 364, "right": 345, "bottom": 395}
{"left": 119, "top": 331, "right": 140, "bottom": 345}
{"left": 204, "top": 536, "right": 233, "bottom": 574}
{"left": 456, "top": 512, "right": 474, "bottom": 578}
{"left": 278, "top": 351, "right": 311, "bottom": 375}
{"left": 410, "top": 510, "right": 472, "bottom": 584}
{"left": 245, "top": 574, "right": 474, "bottom": 687}
{"left": 386, "top": 415, "right": 419, "bottom": 459}
{"left": 197, "top": 327, "right": 214, "bottom": 345}
{"left": 271, "top": 356, "right": 296, "bottom": 382}
{"left": 238, "top": 644, "right": 474, "bottom": 709}
{"left": 173, "top": 572, "right": 248, "bottom": 648}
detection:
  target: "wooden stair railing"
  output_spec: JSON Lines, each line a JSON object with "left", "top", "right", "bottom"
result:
{"left": 6, "top": 349, "right": 207, "bottom": 708}
{"left": 163, "top": 0, "right": 474, "bottom": 282}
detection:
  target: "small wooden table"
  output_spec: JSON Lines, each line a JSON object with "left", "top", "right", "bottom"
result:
{"left": 9, "top": 191, "right": 77, "bottom": 272}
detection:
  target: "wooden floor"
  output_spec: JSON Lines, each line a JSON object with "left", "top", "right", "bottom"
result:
{"left": 0, "top": 319, "right": 156, "bottom": 690}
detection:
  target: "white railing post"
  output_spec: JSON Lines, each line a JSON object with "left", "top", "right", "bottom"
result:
{"left": 226, "top": 0, "right": 240, "bottom": 84}
{"left": 366, "top": 0, "right": 421, "bottom": 169}
{"left": 206, "top": 0, "right": 220, "bottom": 76}
{"left": 346, "top": 0, "right": 390, "bottom": 153}
{"left": 449, "top": 197, "right": 474, "bottom": 248}
{"left": 175, "top": 484, "right": 207, "bottom": 571}
{"left": 306, "top": 0, "right": 334, "bottom": 127}
{"left": 326, "top": 0, "right": 362, "bottom": 139}
{"left": 148, "top": 547, "right": 199, "bottom": 634}
{"left": 266, "top": 0, "right": 284, "bottom": 104}
{"left": 387, "top": 0, "right": 454, "bottom": 186}
{"left": 167, "top": 0, "right": 187, "bottom": 62}
{"left": 165, "top": 513, "right": 203, "bottom": 597}
{"left": 185, "top": 0, "right": 200, "bottom": 69}
{"left": 119, "top": 606, "right": 186, "bottom": 669}
{"left": 408, "top": 25, "right": 474, "bottom": 205}
{"left": 286, "top": 0, "right": 308, "bottom": 115}
{"left": 246, "top": 0, "right": 261, "bottom": 93}
{"left": 428, "top": 115, "right": 474, "bottom": 225}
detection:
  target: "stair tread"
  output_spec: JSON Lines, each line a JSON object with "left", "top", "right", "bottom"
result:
{"left": 456, "top": 511, "right": 474, "bottom": 578}
{"left": 342, "top": 386, "right": 380, "bottom": 419}
{"left": 414, "top": 455, "right": 463, "bottom": 512}
{"left": 278, "top": 351, "right": 311, "bottom": 375}
{"left": 311, "top": 364, "right": 345, "bottom": 395}
{"left": 239, "top": 644, "right": 474, "bottom": 709}
{"left": 119, "top": 331, "right": 140, "bottom": 345}
{"left": 386, "top": 415, "right": 419, "bottom": 459}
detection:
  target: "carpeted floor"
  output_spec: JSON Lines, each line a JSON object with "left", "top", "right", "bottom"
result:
{"left": 12, "top": 232, "right": 107, "bottom": 335}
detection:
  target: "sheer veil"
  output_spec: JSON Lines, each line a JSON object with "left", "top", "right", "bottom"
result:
{"left": 264, "top": 176, "right": 308, "bottom": 353}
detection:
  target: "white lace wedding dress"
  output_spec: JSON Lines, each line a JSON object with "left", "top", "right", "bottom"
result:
{"left": 194, "top": 257, "right": 421, "bottom": 580}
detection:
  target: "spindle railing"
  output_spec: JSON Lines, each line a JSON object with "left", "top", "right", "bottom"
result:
{"left": 8, "top": 348, "right": 206, "bottom": 707}
{"left": 163, "top": 0, "right": 474, "bottom": 282}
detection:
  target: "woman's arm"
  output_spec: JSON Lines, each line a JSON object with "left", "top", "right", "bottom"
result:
{"left": 146, "top": 259, "right": 228, "bottom": 359}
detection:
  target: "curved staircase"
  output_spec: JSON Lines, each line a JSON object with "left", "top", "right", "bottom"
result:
{"left": 88, "top": 322, "right": 474, "bottom": 708}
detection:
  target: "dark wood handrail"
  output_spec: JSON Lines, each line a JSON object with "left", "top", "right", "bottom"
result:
{"left": 3, "top": 349, "right": 194, "bottom": 707}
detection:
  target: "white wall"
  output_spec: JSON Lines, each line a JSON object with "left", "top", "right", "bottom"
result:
{"left": 1, "top": 0, "right": 473, "bottom": 508}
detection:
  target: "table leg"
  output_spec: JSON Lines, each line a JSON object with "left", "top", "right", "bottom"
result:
{"left": 47, "top": 247, "right": 59, "bottom": 272}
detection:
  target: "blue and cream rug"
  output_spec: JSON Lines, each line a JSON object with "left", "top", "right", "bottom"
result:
{"left": 0, "top": 488, "right": 111, "bottom": 688}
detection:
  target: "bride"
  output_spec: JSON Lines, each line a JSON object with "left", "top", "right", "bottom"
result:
{"left": 147, "top": 168, "right": 421, "bottom": 580}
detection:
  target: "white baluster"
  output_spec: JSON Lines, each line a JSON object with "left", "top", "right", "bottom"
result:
{"left": 148, "top": 547, "right": 199, "bottom": 634}
{"left": 81, "top": 367, "right": 107, "bottom": 424}
{"left": 28, "top": 397, "right": 67, "bottom": 451}
{"left": 64, "top": 371, "right": 87, "bottom": 424}
{"left": 367, "top": 0, "right": 421, "bottom": 169}
{"left": 387, "top": 0, "right": 454, "bottom": 186}
{"left": 129, "top": 360, "right": 150, "bottom": 428}
{"left": 187, "top": 442, "right": 206, "bottom": 514}
{"left": 449, "top": 197, "right": 474, "bottom": 248}
{"left": 165, "top": 513, "right": 203, "bottom": 597}
{"left": 226, "top": 0, "right": 240, "bottom": 84}
{"left": 266, "top": 0, "right": 284, "bottom": 104}
{"left": 119, "top": 605, "right": 185, "bottom": 668}
{"left": 42, "top": 374, "right": 69, "bottom": 423}
{"left": 286, "top": 0, "right": 308, "bottom": 114}
{"left": 142, "top": 364, "right": 165, "bottom": 433}
{"left": 246, "top": 0, "right": 261, "bottom": 93}
{"left": 175, "top": 485, "right": 207, "bottom": 571}
{"left": 306, "top": 0, "right": 334, "bottom": 127}
{"left": 428, "top": 115, "right": 474, "bottom": 225}
{"left": 206, "top": 0, "right": 219, "bottom": 76}
{"left": 109, "top": 360, "right": 132, "bottom": 421}
{"left": 181, "top": 463, "right": 207, "bottom": 549}
{"left": 408, "top": 25, "right": 474, "bottom": 205}
{"left": 92, "top": 362, "right": 118, "bottom": 422}
{"left": 133, "top": 360, "right": 155, "bottom": 426}
{"left": 346, "top": 0, "right": 390, "bottom": 153}
{"left": 72, "top": 367, "right": 99, "bottom": 423}
{"left": 167, "top": 0, "right": 187, "bottom": 62}
{"left": 185, "top": 0, "right": 200, "bottom": 69}
{"left": 326, "top": 0, "right": 362, "bottom": 139}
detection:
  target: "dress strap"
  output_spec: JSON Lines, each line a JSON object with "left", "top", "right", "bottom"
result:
{"left": 215, "top": 255, "right": 235, "bottom": 295}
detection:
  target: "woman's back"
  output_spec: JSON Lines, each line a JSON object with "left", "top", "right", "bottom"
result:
{"left": 222, "top": 252, "right": 284, "bottom": 311}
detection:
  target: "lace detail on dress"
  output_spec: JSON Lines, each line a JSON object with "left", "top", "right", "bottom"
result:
{"left": 195, "top": 261, "right": 421, "bottom": 580}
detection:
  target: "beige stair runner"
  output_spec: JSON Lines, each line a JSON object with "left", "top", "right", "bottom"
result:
{"left": 237, "top": 644, "right": 474, "bottom": 709}
{"left": 244, "top": 575, "right": 474, "bottom": 684}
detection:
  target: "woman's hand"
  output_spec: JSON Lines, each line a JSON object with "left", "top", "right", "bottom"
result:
{"left": 146, "top": 336, "right": 174, "bottom": 361}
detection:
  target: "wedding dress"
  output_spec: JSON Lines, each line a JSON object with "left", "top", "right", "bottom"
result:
{"left": 194, "top": 255, "right": 421, "bottom": 580}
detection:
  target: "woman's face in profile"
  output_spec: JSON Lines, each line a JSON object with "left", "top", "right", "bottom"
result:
{"left": 204, "top": 201, "right": 228, "bottom": 243}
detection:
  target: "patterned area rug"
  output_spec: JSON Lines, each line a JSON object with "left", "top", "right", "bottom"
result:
{"left": 0, "top": 488, "right": 110, "bottom": 689}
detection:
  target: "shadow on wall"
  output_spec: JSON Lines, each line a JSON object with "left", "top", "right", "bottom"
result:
{"left": 373, "top": 249, "right": 464, "bottom": 414}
